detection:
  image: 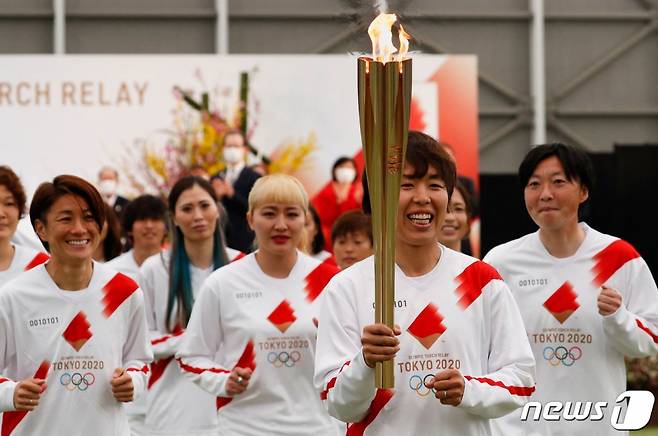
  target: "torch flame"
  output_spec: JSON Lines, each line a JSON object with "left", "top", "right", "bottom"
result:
{"left": 397, "top": 24, "right": 411, "bottom": 61}
{"left": 368, "top": 13, "right": 397, "bottom": 63}
{"left": 367, "top": 13, "right": 412, "bottom": 64}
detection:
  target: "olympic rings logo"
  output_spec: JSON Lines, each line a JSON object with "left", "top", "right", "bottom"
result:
{"left": 60, "top": 372, "right": 95, "bottom": 391}
{"left": 408, "top": 374, "right": 438, "bottom": 397}
{"left": 543, "top": 346, "right": 582, "bottom": 367}
{"left": 267, "top": 351, "right": 301, "bottom": 368}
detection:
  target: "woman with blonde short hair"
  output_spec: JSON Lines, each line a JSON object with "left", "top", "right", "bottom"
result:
{"left": 177, "top": 174, "right": 341, "bottom": 435}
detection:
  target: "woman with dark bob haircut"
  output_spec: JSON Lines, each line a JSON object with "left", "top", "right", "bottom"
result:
{"left": 485, "top": 143, "right": 658, "bottom": 436}
{"left": 107, "top": 194, "right": 169, "bottom": 435}
{"left": 315, "top": 131, "right": 535, "bottom": 435}
{"left": 138, "top": 176, "right": 243, "bottom": 436}
{"left": 0, "top": 166, "right": 48, "bottom": 288}
{"left": 0, "top": 174, "right": 152, "bottom": 436}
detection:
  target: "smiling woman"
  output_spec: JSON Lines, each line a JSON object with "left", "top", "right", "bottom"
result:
{"left": 0, "top": 166, "right": 48, "bottom": 288}
{"left": 176, "top": 173, "right": 342, "bottom": 435}
{"left": 0, "top": 174, "right": 152, "bottom": 436}
{"left": 314, "top": 132, "right": 536, "bottom": 435}
{"left": 138, "top": 175, "right": 238, "bottom": 436}
{"left": 30, "top": 175, "right": 105, "bottom": 270}
{"left": 484, "top": 143, "right": 658, "bottom": 436}
{"left": 438, "top": 182, "right": 473, "bottom": 253}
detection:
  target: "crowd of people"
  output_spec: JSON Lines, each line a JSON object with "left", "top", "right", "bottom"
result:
{"left": 0, "top": 129, "right": 656, "bottom": 436}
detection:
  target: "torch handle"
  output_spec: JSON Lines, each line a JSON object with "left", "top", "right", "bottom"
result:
{"left": 358, "top": 57, "right": 412, "bottom": 390}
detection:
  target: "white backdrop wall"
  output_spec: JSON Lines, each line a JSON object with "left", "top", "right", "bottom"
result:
{"left": 0, "top": 54, "right": 469, "bottom": 199}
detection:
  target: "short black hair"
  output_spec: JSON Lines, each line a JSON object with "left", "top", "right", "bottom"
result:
{"left": 101, "top": 202, "right": 123, "bottom": 261}
{"left": 122, "top": 194, "right": 168, "bottom": 235}
{"left": 361, "top": 131, "right": 457, "bottom": 214}
{"left": 307, "top": 205, "right": 326, "bottom": 255}
{"left": 331, "top": 211, "right": 373, "bottom": 245}
{"left": 30, "top": 175, "right": 106, "bottom": 251}
{"left": 519, "top": 142, "right": 595, "bottom": 217}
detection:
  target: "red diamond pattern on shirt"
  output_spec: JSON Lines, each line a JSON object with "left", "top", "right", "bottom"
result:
{"left": 407, "top": 303, "right": 447, "bottom": 349}
{"left": 455, "top": 260, "right": 502, "bottom": 310}
{"left": 62, "top": 311, "right": 93, "bottom": 352}
{"left": 102, "top": 272, "right": 139, "bottom": 318}
{"left": 304, "top": 260, "right": 340, "bottom": 302}
{"left": 24, "top": 252, "right": 49, "bottom": 271}
{"left": 591, "top": 239, "right": 640, "bottom": 286}
{"left": 543, "top": 281, "right": 580, "bottom": 323}
{"left": 267, "top": 300, "right": 297, "bottom": 333}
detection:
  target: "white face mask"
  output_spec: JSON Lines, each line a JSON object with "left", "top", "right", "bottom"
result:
{"left": 223, "top": 147, "right": 244, "bottom": 165}
{"left": 335, "top": 167, "right": 356, "bottom": 184}
{"left": 99, "top": 179, "right": 117, "bottom": 197}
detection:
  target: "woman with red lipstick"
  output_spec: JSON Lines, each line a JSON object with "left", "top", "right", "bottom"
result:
{"left": 485, "top": 143, "right": 658, "bottom": 436}
{"left": 138, "top": 176, "right": 242, "bottom": 436}
{"left": 0, "top": 166, "right": 48, "bottom": 289}
{"left": 315, "top": 132, "right": 535, "bottom": 435}
{"left": 177, "top": 174, "right": 341, "bottom": 436}
{"left": 0, "top": 174, "right": 152, "bottom": 436}
{"left": 437, "top": 182, "right": 473, "bottom": 253}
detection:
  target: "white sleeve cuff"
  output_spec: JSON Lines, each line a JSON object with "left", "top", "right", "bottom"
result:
{"left": 602, "top": 303, "right": 629, "bottom": 325}
{"left": 0, "top": 380, "right": 18, "bottom": 412}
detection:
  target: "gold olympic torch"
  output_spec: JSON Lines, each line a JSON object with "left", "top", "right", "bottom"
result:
{"left": 358, "top": 14, "right": 412, "bottom": 389}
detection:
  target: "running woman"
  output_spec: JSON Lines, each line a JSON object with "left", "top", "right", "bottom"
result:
{"left": 0, "top": 175, "right": 152, "bottom": 436}
{"left": 138, "top": 176, "right": 240, "bottom": 436}
{"left": 108, "top": 195, "right": 168, "bottom": 279}
{"left": 177, "top": 174, "right": 341, "bottom": 435}
{"left": 314, "top": 131, "right": 536, "bottom": 435}
{"left": 107, "top": 195, "right": 168, "bottom": 436}
{"left": 0, "top": 166, "right": 48, "bottom": 289}
{"left": 485, "top": 143, "right": 658, "bottom": 436}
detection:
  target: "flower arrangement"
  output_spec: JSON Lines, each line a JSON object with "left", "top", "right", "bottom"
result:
{"left": 121, "top": 70, "right": 316, "bottom": 197}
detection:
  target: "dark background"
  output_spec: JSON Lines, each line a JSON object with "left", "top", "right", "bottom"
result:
{"left": 480, "top": 144, "right": 658, "bottom": 277}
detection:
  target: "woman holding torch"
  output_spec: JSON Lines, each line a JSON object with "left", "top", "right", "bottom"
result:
{"left": 314, "top": 132, "right": 536, "bottom": 435}
{"left": 176, "top": 174, "right": 341, "bottom": 435}
{"left": 0, "top": 175, "right": 152, "bottom": 436}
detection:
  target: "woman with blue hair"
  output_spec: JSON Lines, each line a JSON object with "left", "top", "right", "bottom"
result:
{"left": 139, "top": 176, "right": 241, "bottom": 436}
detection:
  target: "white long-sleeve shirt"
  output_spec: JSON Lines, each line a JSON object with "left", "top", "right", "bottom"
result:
{"left": 107, "top": 249, "right": 158, "bottom": 424}
{"left": 484, "top": 223, "right": 658, "bottom": 436}
{"left": 108, "top": 250, "right": 140, "bottom": 279}
{"left": 0, "top": 261, "right": 152, "bottom": 436}
{"left": 138, "top": 248, "right": 243, "bottom": 436}
{"left": 176, "top": 251, "right": 342, "bottom": 436}
{"left": 314, "top": 245, "right": 536, "bottom": 436}
{"left": 0, "top": 244, "right": 49, "bottom": 288}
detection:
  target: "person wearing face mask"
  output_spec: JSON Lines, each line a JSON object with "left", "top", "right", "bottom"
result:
{"left": 211, "top": 129, "right": 261, "bottom": 253}
{"left": 98, "top": 166, "right": 130, "bottom": 219}
{"left": 311, "top": 157, "right": 362, "bottom": 252}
